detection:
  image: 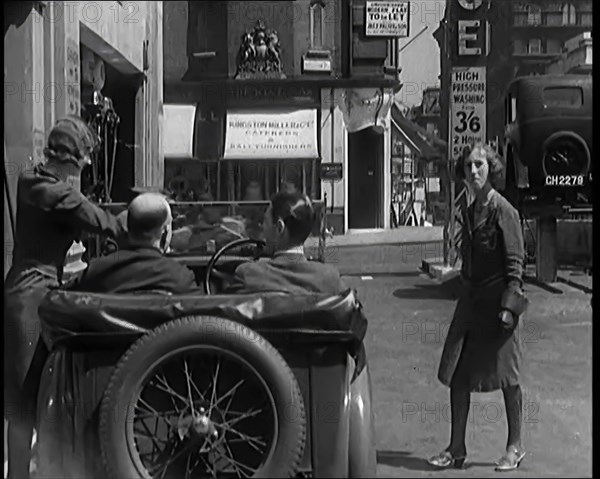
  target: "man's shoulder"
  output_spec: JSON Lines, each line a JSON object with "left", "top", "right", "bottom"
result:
{"left": 237, "top": 257, "right": 340, "bottom": 277}
{"left": 292, "top": 258, "right": 340, "bottom": 274}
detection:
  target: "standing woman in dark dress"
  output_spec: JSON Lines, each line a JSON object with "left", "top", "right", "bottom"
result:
{"left": 4, "top": 115, "right": 127, "bottom": 479}
{"left": 428, "top": 143, "right": 529, "bottom": 472}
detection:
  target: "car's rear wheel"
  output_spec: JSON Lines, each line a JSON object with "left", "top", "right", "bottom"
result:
{"left": 99, "top": 316, "right": 306, "bottom": 479}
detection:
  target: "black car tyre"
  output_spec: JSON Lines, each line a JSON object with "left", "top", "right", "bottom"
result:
{"left": 99, "top": 316, "right": 306, "bottom": 479}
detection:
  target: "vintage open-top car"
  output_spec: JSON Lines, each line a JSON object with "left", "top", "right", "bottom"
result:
{"left": 35, "top": 214, "right": 376, "bottom": 478}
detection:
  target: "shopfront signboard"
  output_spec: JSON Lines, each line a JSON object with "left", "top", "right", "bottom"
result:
{"left": 224, "top": 109, "right": 319, "bottom": 159}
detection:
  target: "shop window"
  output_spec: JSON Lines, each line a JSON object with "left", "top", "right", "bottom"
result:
{"left": 526, "top": 4, "right": 542, "bottom": 25}
{"left": 562, "top": 3, "right": 577, "bottom": 25}
{"left": 165, "top": 159, "right": 321, "bottom": 202}
{"left": 219, "top": 159, "right": 320, "bottom": 202}
{"left": 310, "top": 0, "right": 325, "bottom": 49}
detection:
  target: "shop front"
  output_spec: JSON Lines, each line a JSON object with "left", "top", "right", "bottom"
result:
{"left": 4, "top": 1, "right": 163, "bottom": 275}
{"left": 164, "top": 82, "right": 399, "bottom": 239}
{"left": 162, "top": 82, "right": 324, "bottom": 252}
{"left": 323, "top": 87, "right": 395, "bottom": 234}
{"left": 390, "top": 104, "right": 447, "bottom": 227}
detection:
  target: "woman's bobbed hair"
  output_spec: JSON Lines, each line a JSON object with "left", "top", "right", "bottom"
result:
{"left": 455, "top": 142, "right": 504, "bottom": 189}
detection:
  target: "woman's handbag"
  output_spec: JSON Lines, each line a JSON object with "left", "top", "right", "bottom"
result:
{"left": 500, "top": 288, "right": 529, "bottom": 318}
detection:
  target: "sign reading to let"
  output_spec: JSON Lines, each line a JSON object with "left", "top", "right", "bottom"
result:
{"left": 449, "top": 67, "right": 486, "bottom": 162}
{"left": 224, "top": 109, "right": 319, "bottom": 159}
{"left": 365, "top": 1, "right": 410, "bottom": 37}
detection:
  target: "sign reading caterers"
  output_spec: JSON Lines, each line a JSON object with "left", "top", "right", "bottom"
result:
{"left": 224, "top": 109, "right": 319, "bottom": 159}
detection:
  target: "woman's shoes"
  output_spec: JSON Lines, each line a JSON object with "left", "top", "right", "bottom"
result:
{"left": 494, "top": 445, "right": 527, "bottom": 472}
{"left": 427, "top": 450, "right": 467, "bottom": 469}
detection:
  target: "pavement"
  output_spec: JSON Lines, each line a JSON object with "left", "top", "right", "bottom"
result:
{"left": 305, "top": 226, "right": 444, "bottom": 248}
{"left": 337, "top": 248, "right": 592, "bottom": 478}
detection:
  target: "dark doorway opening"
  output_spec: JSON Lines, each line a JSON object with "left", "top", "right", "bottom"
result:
{"left": 348, "top": 127, "right": 384, "bottom": 229}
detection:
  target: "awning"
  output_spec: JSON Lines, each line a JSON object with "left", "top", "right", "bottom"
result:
{"left": 391, "top": 104, "right": 446, "bottom": 161}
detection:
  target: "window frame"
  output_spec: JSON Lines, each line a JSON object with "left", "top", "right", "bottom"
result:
{"left": 542, "top": 86, "right": 584, "bottom": 109}
{"left": 309, "top": 0, "right": 326, "bottom": 50}
{"left": 527, "top": 38, "right": 542, "bottom": 54}
{"left": 526, "top": 3, "right": 542, "bottom": 25}
{"left": 562, "top": 3, "right": 577, "bottom": 25}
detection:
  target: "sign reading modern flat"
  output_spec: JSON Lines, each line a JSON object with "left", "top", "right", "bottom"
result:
{"left": 365, "top": 1, "right": 410, "bottom": 37}
{"left": 320, "top": 163, "right": 343, "bottom": 182}
{"left": 449, "top": 67, "right": 487, "bottom": 162}
{"left": 224, "top": 109, "right": 318, "bottom": 159}
{"left": 163, "top": 104, "right": 196, "bottom": 159}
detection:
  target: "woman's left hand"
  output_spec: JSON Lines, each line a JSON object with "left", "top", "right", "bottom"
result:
{"left": 499, "top": 310, "right": 515, "bottom": 330}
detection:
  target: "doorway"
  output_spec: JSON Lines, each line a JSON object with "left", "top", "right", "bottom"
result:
{"left": 348, "top": 127, "right": 384, "bottom": 229}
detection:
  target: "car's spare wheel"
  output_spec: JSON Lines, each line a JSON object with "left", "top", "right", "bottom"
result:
{"left": 99, "top": 316, "right": 306, "bottom": 479}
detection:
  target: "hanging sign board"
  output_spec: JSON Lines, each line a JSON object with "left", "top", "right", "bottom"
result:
{"left": 449, "top": 66, "right": 487, "bottom": 162}
{"left": 320, "top": 163, "right": 343, "bottom": 182}
{"left": 365, "top": 1, "right": 410, "bottom": 37}
{"left": 224, "top": 109, "right": 319, "bottom": 159}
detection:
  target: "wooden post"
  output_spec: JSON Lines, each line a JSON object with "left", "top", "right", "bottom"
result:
{"left": 536, "top": 215, "right": 558, "bottom": 282}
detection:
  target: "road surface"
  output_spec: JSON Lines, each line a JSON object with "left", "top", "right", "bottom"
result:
{"left": 338, "top": 248, "right": 592, "bottom": 478}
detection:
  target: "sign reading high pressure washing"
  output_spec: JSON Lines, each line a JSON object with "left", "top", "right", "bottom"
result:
{"left": 365, "top": 1, "right": 410, "bottom": 37}
{"left": 449, "top": 66, "right": 486, "bottom": 161}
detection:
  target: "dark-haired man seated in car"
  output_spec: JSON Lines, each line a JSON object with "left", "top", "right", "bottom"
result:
{"left": 68, "top": 192, "right": 199, "bottom": 294}
{"left": 230, "top": 191, "right": 345, "bottom": 295}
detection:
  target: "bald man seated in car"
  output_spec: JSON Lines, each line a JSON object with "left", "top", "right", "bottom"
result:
{"left": 69, "top": 193, "right": 199, "bottom": 294}
{"left": 229, "top": 192, "right": 345, "bottom": 295}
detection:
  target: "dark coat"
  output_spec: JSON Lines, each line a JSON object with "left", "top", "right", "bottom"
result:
{"left": 437, "top": 190, "right": 526, "bottom": 392}
{"left": 231, "top": 252, "right": 345, "bottom": 295}
{"left": 68, "top": 246, "right": 200, "bottom": 294}
{"left": 4, "top": 164, "right": 126, "bottom": 407}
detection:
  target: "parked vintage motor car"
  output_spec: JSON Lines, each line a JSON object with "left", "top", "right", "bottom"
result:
{"left": 501, "top": 74, "right": 592, "bottom": 209}
{"left": 34, "top": 235, "right": 376, "bottom": 479}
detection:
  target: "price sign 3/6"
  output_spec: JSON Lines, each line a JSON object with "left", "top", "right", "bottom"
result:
{"left": 449, "top": 66, "right": 486, "bottom": 162}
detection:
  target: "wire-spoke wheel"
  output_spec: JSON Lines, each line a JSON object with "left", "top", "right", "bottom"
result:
{"left": 99, "top": 317, "right": 306, "bottom": 479}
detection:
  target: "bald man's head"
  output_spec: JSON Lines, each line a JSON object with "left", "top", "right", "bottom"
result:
{"left": 127, "top": 193, "right": 172, "bottom": 248}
